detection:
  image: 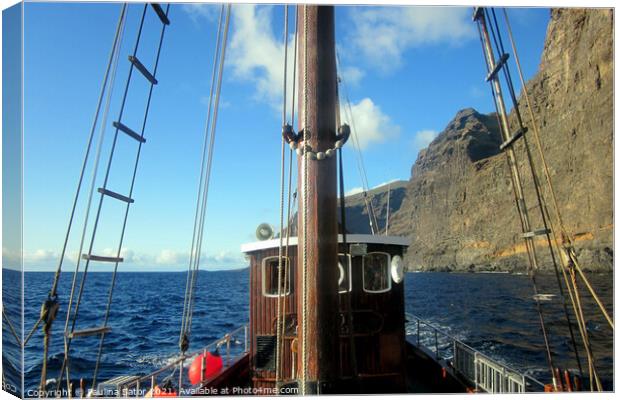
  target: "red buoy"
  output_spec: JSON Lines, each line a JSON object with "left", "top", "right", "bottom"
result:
{"left": 188, "top": 350, "right": 223, "bottom": 385}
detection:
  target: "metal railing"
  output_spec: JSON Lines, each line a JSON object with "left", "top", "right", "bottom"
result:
{"left": 109, "top": 325, "right": 249, "bottom": 397}
{"left": 406, "top": 313, "right": 545, "bottom": 393}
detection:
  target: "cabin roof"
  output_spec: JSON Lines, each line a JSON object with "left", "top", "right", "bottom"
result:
{"left": 240, "top": 234, "right": 409, "bottom": 253}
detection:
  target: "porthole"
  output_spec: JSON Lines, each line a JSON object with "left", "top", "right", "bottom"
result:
{"left": 338, "top": 253, "right": 352, "bottom": 293}
{"left": 391, "top": 255, "right": 404, "bottom": 284}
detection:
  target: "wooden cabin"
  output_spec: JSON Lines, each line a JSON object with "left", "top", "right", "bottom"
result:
{"left": 241, "top": 234, "right": 409, "bottom": 393}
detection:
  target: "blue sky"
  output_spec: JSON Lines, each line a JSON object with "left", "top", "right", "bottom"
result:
{"left": 9, "top": 2, "right": 550, "bottom": 271}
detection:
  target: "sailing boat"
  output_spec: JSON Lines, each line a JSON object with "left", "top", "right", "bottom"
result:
{"left": 10, "top": 2, "right": 612, "bottom": 397}
{"left": 85, "top": 4, "right": 588, "bottom": 396}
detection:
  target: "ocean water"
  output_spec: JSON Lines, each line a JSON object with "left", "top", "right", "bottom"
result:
{"left": 405, "top": 272, "right": 613, "bottom": 390}
{"left": 2, "top": 269, "right": 614, "bottom": 395}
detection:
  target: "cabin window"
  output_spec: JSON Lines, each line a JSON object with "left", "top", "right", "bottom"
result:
{"left": 362, "top": 252, "right": 391, "bottom": 293}
{"left": 262, "top": 256, "right": 292, "bottom": 297}
{"left": 338, "top": 254, "right": 352, "bottom": 293}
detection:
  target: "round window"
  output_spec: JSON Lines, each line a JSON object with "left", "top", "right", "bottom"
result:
{"left": 338, "top": 261, "right": 345, "bottom": 285}
{"left": 391, "top": 255, "right": 404, "bottom": 284}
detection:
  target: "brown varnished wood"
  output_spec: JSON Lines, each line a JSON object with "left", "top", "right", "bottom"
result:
{"left": 248, "top": 242, "right": 407, "bottom": 392}
{"left": 249, "top": 247, "right": 298, "bottom": 389}
{"left": 295, "top": 6, "right": 340, "bottom": 391}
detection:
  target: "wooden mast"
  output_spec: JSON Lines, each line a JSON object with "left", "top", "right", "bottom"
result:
{"left": 295, "top": 5, "right": 340, "bottom": 394}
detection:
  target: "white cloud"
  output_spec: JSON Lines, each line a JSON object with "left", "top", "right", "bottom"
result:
{"left": 154, "top": 249, "right": 245, "bottom": 269}
{"left": 348, "top": 6, "right": 476, "bottom": 73}
{"left": 341, "top": 97, "right": 400, "bottom": 150}
{"left": 228, "top": 5, "right": 296, "bottom": 111}
{"left": 12, "top": 246, "right": 245, "bottom": 270}
{"left": 120, "top": 248, "right": 148, "bottom": 265}
{"left": 155, "top": 249, "right": 188, "bottom": 266}
{"left": 24, "top": 249, "right": 57, "bottom": 265}
{"left": 204, "top": 251, "right": 246, "bottom": 269}
{"left": 339, "top": 65, "right": 365, "bottom": 86}
{"left": 413, "top": 129, "right": 439, "bottom": 149}
{"left": 182, "top": 4, "right": 220, "bottom": 25}
{"left": 2, "top": 247, "right": 20, "bottom": 267}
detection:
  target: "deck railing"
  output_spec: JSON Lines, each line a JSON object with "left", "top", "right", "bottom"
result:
{"left": 110, "top": 325, "right": 249, "bottom": 397}
{"left": 406, "top": 313, "right": 545, "bottom": 393}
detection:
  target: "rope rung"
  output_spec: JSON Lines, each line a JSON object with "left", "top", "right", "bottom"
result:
{"left": 98, "top": 188, "right": 134, "bottom": 204}
{"left": 486, "top": 53, "right": 510, "bottom": 82}
{"left": 150, "top": 3, "right": 170, "bottom": 25}
{"left": 128, "top": 55, "right": 158, "bottom": 85}
{"left": 523, "top": 228, "right": 551, "bottom": 239}
{"left": 113, "top": 121, "right": 146, "bottom": 143}
{"left": 67, "top": 326, "right": 111, "bottom": 339}
{"left": 500, "top": 127, "right": 527, "bottom": 151}
{"left": 81, "top": 254, "right": 124, "bottom": 263}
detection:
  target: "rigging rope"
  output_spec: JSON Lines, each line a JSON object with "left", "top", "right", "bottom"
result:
{"left": 300, "top": 5, "right": 309, "bottom": 394}
{"left": 23, "top": 315, "right": 43, "bottom": 348}
{"left": 33, "top": 0, "right": 127, "bottom": 385}
{"left": 2, "top": 306, "right": 22, "bottom": 347}
{"left": 337, "top": 145, "right": 360, "bottom": 385}
{"left": 60, "top": 5, "right": 141, "bottom": 389}
{"left": 91, "top": 4, "right": 171, "bottom": 391}
{"left": 487, "top": 7, "right": 587, "bottom": 382}
{"left": 501, "top": 9, "right": 607, "bottom": 389}
{"left": 275, "top": 4, "right": 289, "bottom": 385}
{"left": 476, "top": 10, "right": 558, "bottom": 388}
{"left": 188, "top": 2, "right": 231, "bottom": 342}
{"left": 46, "top": 4, "right": 127, "bottom": 303}
{"left": 568, "top": 268, "right": 602, "bottom": 390}
{"left": 501, "top": 9, "right": 613, "bottom": 332}
{"left": 276, "top": 7, "right": 299, "bottom": 384}
{"left": 478, "top": 8, "right": 610, "bottom": 391}
{"left": 179, "top": 4, "right": 225, "bottom": 354}
{"left": 335, "top": 53, "right": 380, "bottom": 234}
{"left": 53, "top": 4, "right": 128, "bottom": 393}
{"left": 180, "top": 4, "right": 231, "bottom": 361}
{"left": 496, "top": 8, "right": 592, "bottom": 382}
{"left": 333, "top": 51, "right": 359, "bottom": 385}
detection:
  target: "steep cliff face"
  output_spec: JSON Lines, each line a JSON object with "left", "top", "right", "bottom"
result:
{"left": 387, "top": 8, "right": 613, "bottom": 272}
{"left": 515, "top": 8, "right": 614, "bottom": 269}
{"left": 342, "top": 181, "right": 408, "bottom": 235}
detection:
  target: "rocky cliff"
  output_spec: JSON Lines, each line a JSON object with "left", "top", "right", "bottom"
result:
{"left": 342, "top": 181, "right": 408, "bottom": 235}
{"left": 368, "top": 8, "right": 613, "bottom": 272}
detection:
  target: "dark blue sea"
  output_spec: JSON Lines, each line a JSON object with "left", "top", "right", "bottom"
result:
{"left": 2, "top": 269, "right": 614, "bottom": 395}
